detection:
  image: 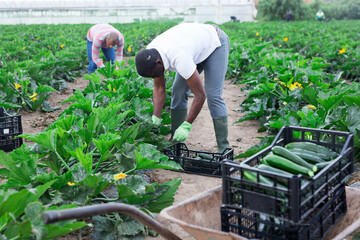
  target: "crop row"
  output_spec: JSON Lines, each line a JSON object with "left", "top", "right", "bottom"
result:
{"left": 221, "top": 20, "right": 360, "bottom": 159}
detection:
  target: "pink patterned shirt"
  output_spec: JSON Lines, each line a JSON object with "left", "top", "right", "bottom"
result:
{"left": 87, "top": 24, "right": 124, "bottom": 68}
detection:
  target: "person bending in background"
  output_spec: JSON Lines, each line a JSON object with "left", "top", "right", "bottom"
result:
{"left": 316, "top": 10, "right": 325, "bottom": 21}
{"left": 86, "top": 24, "right": 124, "bottom": 73}
{"left": 286, "top": 10, "right": 294, "bottom": 22}
{"left": 135, "top": 23, "right": 230, "bottom": 153}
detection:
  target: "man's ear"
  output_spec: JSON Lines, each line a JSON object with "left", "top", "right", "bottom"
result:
{"left": 155, "top": 59, "right": 164, "bottom": 67}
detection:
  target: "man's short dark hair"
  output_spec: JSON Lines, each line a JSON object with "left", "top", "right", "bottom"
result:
{"left": 135, "top": 48, "right": 159, "bottom": 77}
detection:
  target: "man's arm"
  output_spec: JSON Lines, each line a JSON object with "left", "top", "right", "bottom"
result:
{"left": 185, "top": 70, "right": 206, "bottom": 124}
{"left": 153, "top": 74, "right": 166, "bottom": 118}
{"left": 115, "top": 35, "right": 124, "bottom": 64}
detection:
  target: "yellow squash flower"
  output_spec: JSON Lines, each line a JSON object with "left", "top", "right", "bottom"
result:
{"left": 14, "top": 83, "right": 21, "bottom": 90}
{"left": 113, "top": 88, "right": 116, "bottom": 92}
{"left": 256, "top": 32, "right": 259, "bottom": 36}
{"left": 60, "top": 44, "right": 64, "bottom": 48}
{"left": 274, "top": 78, "right": 279, "bottom": 81}
{"left": 308, "top": 105, "right": 317, "bottom": 110}
{"left": 114, "top": 173, "right": 127, "bottom": 181}
{"left": 294, "top": 82, "right": 302, "bottom": 88}
{"left": 339, "top": 48, "right": 346, "bottom": 54}
{"left": 128, "top": 45, "right": 132, "bottom": 52}
{"left": 67, "top": 182, "right": 75, "bottom": 186}
{"left": 289, "top": 84, "right": 297, "bottom": 91}
{"left": 284, "top": 37, "right": 289, "bottom": 42}
{"left": 29, "top": 92, "right": 37, "bottom": 99}
{"left": 289, "top": 82, "right": 302, "bottom": 91}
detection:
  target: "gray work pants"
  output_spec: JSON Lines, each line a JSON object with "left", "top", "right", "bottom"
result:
{"left": 170, "top": 29, "right": 230, "bottom": 119}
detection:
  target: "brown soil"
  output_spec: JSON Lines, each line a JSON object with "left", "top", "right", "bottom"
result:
{"left": 19, "top": 77, "right": 89, "bottom": 140}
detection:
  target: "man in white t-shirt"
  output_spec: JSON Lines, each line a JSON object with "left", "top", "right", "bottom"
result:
{"left": 135, "top": 23, "right": 230, "bottom": 152}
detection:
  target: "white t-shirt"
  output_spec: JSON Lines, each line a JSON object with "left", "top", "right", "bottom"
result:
{"left": 147, "top": 23, "right": 221, "bottom": 80}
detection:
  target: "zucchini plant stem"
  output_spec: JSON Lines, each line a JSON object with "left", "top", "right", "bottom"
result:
{"left": 92, "top": 146, "right": 116, "bottom": 174}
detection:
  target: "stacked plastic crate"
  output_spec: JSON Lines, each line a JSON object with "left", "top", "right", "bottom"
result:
{"left": 0, "top": 107, "right": 23, "bottom": 152}
{"left": 220, "top": 126, "right": 354, "bottom": 240}
{"left": 164, "top": 142, "right": 234, "bottom": 177}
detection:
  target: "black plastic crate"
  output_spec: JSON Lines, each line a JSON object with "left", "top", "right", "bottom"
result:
{"left": 221, "top": 188, "right": 347, "bottom": 240}
{"left": 221, "top": 126, "right": 354, "bottom": 223}
{"left": 0, "top": 107, "right": 23, "bottom": 152}
{"left": 163, "top": 142, "right": 234, "bottom": 177}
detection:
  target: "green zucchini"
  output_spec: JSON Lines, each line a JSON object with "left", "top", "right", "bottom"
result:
{"left": 263, "top": 155, "right": 314, "bottom": 178}
{"left": 289, "top": 149, "right": 326, "bottom": 164}
{"left": 288, "top": 147, "right": 330, "bottom": 161}
{"left": 257, "top": 164, "right": 293, "bottom": 186}
{"left": 257, "top": 164, "right": 294, "bottom": 177}
{"left": 243, "top": 170, "right": 274, "bottom": 186}
{"left": 272, "top": 146, "right": 318, "bottom": 172}
{"left": 285, "top": 142, "right": 338, "bottom": 159}
{"left": 241, "top": 164, "right": 286, "bottom": 190}
{"left": 315, "top": 161, "right": 334, "bottom": 170}
{"left": 198, "top": 153, "right": 213, "bottom": 160}
{"left": 261, "top": 152, "right": 274, "bottom": 165}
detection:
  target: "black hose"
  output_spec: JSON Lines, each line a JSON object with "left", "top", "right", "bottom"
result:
{"left": 43, "top": 203, "right": 181, "bottom": 240}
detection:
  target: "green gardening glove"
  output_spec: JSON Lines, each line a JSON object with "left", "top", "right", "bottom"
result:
{"left": 173, "top": 121, "right": 193, "bottom": 142}
{"left": 152, "top": 115, "right": 162, "bottom": 126}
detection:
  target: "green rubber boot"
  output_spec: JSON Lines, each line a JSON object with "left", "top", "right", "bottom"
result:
{"left": 171, "top": 109, "right": 188, "bottom": 140}
{"left": 213, "top": 116, "right": 230, "bottom": 153}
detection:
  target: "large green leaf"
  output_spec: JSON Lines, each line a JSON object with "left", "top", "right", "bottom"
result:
{"left": 67, "top": 147, "right": 93, "bottom": 174}
{"left": 346, "top": 106, "right": 360, "bottom": 134}
{"left": 20, "top": 129, "right": 57, "bottom": 151}
{"left": 133, "top": 144, "right": 182, "bottom": 172}
{"left": 82, "top": 174, "right": 111, "bottom": 196}
{"left": 45, "top": 222, "right": 87, "bottom": 240}
{"left": 0, "top": 151, "right": 32, "bottom": 183}
{"left": 344, "top": 96, "right": 360, "bottom": 108}
{"left": 147, "top": 178, "right": 181, "bottom": 213}
{"left": 301, "top": 86, "right": 319, "bottom": 106}
{"left": 4, "top": 220, "right": 32, "bottom": 240}
{"left": 117, "top": 219, "right": 145, "bottom": 236}
{"left": 0, "top": 180, "right": 55, "bottom": 218}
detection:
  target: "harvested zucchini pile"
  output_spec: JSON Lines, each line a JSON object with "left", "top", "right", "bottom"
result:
{"left": 241, "top": 142, "right": 338, "bottom": 187}
{"left": 261, "top": 142, "right": 338, "bottom": 178}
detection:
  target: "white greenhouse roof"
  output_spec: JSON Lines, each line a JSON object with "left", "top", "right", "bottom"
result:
{"left": 0, "top": 0, "right": 252, "bottom": 10}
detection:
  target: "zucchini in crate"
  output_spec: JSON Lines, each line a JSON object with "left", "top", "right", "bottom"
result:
{"left": 198, "top": 153, "right": 213, "bottom": 160}
{"left": 287, "top": 148, "right": 326, "bottom": 164}
{"left": 263, "top": 154, "right": 314, "bottom": 178}
{"left": 240, "top": 164, "right": 287, "bottom": 190}
{"left": 316, "top": 160, "right": 335, "bottom": 170}
{"left": 271, "top": 146, "right": 318, "bottom": 172}
{"left": 285, "top": 141, "right": 338, "bottom": 160}
{"left": 257, "top": 164, "right": 293, "bottom": 186}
